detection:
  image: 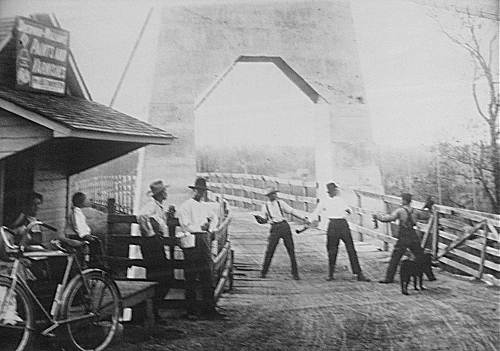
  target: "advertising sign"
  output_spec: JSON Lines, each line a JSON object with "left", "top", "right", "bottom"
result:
{"left": 14, "top": 16, "right": 70, "bottom": 95}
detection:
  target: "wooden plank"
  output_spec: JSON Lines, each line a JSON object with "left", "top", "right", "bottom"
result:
{"left": 108, "top": 214, "right": 137, "bottom": 224}
{"left": 115, "top": 280, "right": 157, "bottom": 309}
{"left": 437, "top": 243, "right": 500, "bottom": 272}
{"left": 439, "top": 230, "right": 500, "bottom": 258}
{"left": 487, "top": 223, "right": 499, "bottom": 241}
{"left": 348, "top": 223, "right": 397, "bottom": 245}
{"left": 439, "top": 256, "right": 478, "bottom": 276}
{"left": 110, "top": 235, "right": 176, "bottom": 247}
{"left": 207, "top": 181, "right": 317, "bottom": 204}
{"left": 107, "top": 256, "right": 186, "bottom": 269}
{"left": 421, "top": 214, "right": 434, "bottom": 248}
{"left": 437, "top": 221, "right": 485, "bottom": 259}
{"left": 477, "top": 223, "right": 489, "bottom": 279}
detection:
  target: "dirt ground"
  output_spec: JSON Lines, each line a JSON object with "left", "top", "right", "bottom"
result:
{"left": 102, "top": 208, "right": 500, "bottom": 351}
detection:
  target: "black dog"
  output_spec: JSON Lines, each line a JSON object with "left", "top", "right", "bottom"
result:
{"left": 400, "top": 253, "right": 436, "bottom": 295}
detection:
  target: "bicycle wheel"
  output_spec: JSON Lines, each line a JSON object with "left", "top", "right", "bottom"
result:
{"left": 59, "top": 270, "right": 121, "bottom": 351}
{"left": 0, "top": 276, "right": 35, "bottom": 351}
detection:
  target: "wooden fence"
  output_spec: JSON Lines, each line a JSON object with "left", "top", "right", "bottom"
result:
{"left": 198, "top": 172, "right": 318, "bottom": 218}
{"left": 72, "top": 175, "right": 136, "bottom": 214}
{"left": 103, "top": 199, "right": 234, "bottom": 307}
{"left": 199, "top": 172, "right": 500, "bottom": 286}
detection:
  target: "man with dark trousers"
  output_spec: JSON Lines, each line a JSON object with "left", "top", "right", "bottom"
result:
{"left": 310, "top": 182, "right": 370, "bottom": 282}
{"left": 258, "top": 188, "right": 308, "bottom": 280}
{"left": 178, "top": 177, "right": 223, "bottom": 320}
{"left": 373, "top": 193, "right": 428, "bottom": 284}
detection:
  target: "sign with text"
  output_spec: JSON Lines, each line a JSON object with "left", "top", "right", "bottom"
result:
{"left": 14, "top": 16, "right": 70, "bottom": 95}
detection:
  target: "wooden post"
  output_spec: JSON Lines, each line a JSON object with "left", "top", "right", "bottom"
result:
{"left": 420, "top": 214, "right": 434, "bottom": 249}
{"left": 432, "top": 208, "right": 439, "bottom": 259}
{"left": 105, "top": 198, "right": 117, "bottom": 255}
{"left": 477, "top": 222, "right": 489, "bottom": 280}
{"left": 0, "top": 160, "right": 5, "bottom": 226}
{"left": 356, "top": 192, "right": 363, "bottom": 242}
{"left": 383, "top": 200, "right": 390, "bottom": 251}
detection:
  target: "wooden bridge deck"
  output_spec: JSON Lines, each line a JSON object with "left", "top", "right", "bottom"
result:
{"left": 107, "top": 207, "right": 499, "bottom": 351}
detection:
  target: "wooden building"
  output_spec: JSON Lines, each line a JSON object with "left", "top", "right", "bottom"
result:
{"left": 0, "top": 15, "right": 174, "bottom": 234}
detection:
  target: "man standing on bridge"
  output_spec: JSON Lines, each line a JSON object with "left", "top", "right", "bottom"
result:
{"left": 373, "top": 193, "right": 427, "bottom": 284}
{"left": 310, "top": 182, "right": 370, "bottom": 282}
{"left": 259, "top": 188, "right": 308, "bottom": 280}
{"left": 178, "top": 177, "right": 224, "bottom": 320}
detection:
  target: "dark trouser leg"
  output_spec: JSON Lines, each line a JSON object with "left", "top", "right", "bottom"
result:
{"left": 182, "top": 248, "right": 198, "bottom": 313}
{"left": 141, "top": 236, "right": 170, "bottom": 314}
{"left": 281, "top": 224, "right": 298, "bottom": 276}
{"left": 326, "top": 221, "right": 341, "bottom": 278}
{"left": 197, "top": 236, "right": 215, "bottom": 313}
{"left": 384, "top": 240, "right": 407, "bottom": 282}
{"left": 262, "top": 230, "right": 280, "bottom": 275}
{"left": 340, "top": 224, "right": 362, "bottom": 275}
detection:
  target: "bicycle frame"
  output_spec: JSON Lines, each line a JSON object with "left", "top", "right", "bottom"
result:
{"left": 0, "top": 226, "right": 99, "bottom": 337}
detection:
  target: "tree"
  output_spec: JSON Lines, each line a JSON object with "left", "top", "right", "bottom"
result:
{"left": 430, "top": 7, "right": 499, "bottom": 213}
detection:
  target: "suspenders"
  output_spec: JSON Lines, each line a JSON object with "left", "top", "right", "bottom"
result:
{"left": 265, "top": 200, "right": 284, "bottom": 222}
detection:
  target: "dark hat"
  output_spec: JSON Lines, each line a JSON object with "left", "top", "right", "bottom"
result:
{"left": 265, "top": 187, "right": 278, "bottom": 196}
{"left": 188, "top": 177, "right": 210, "bottom": 191}
{"left": 149, "top": 180, "right": 168, "bottom": 195}
{"left": 326, "top": 182, "right": 338, "bottom": 190}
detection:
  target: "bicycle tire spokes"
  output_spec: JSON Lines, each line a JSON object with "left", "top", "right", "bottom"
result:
{"left": 61, "top": 273, "right": 120, "bottom": 351}
{"left": 0, "top": 279, "right": 34, "bottom": 351}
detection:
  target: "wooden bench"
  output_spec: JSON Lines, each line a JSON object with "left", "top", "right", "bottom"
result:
{"left": 116, "top": 280, "right": 158, "bottom": 327}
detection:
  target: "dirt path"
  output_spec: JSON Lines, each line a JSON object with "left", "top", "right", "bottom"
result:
{"left": 111, "top": 208, "right": 499, "bottom": 351}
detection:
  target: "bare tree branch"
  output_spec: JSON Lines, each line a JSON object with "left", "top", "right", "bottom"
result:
{"left": 472, "top": 80, "right": 490, "bottom": 122}
{"left": 478, "top": 166, "right": 497, "bottom": 208}
{"left": 488, "top": 34, "right": 498, "bottom": 69}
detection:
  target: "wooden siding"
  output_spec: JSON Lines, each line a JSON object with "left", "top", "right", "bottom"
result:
{"left": 33, "top": 145, "right": 68, "bottom": 240}
{"left": 0, "top": 109, "right": 52, "bottom": 160}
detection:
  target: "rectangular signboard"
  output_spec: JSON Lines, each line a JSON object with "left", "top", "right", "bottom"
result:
{"left": 14, "top": 16, "right": 70, "bottom": 95}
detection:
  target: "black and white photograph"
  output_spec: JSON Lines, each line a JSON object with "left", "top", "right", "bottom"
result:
{"left": 0, "top": 0, "right": 498, "bottom": 350}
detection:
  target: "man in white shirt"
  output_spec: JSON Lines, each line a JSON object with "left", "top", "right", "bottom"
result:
{"left": 258, "top": 188, "right": 308, "bottom": 280}
{"left": 139, "top": 180, "right": 170, "bottom": 236}
{"left": 310, "top": 182, "right": 370, "bottom": 282}
{"left": 178, "top": 177, "right": 222, "bottom": 320}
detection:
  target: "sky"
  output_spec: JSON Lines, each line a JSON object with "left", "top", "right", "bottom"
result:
{"left": 1, "top": 0, "right": 497, "bottom": 148}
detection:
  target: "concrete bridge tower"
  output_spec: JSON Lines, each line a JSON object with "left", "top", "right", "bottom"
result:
{"left": 136, "top": 0, "right": 383, "bottom": 208}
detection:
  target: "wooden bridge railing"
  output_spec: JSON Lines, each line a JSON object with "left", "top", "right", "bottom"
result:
{"left": 198, "top": 172, "right": 500, "bottom": 286}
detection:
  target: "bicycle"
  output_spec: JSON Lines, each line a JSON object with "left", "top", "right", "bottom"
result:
{"left": 0, "top": 221, "right": 122, "bottom": 351}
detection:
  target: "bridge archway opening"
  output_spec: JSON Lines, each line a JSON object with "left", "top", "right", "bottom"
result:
{"left": 194, "top": 56, "right": 331, "bottom": 184}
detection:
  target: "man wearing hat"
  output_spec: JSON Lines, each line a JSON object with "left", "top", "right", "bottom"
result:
{"left": 310, "top": 182, "right": 370, "bottom": 282}
{"left": 140, "top": 180, "right": 170, "bottom": 236}
{"left": 138, "top": 180, "right": 171, "bottom": 321}
{"left": 178, "top": 177, "right": 222, "bottom": 319}
{"left": 258, "top": 188, "right": 308, "bottom": 280}
{"left": 373, "top": 193, "right": 428, "bottom": 284}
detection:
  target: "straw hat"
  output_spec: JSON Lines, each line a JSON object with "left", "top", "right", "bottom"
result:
{"left": 265, "top": 188, "right": 278, "bottom": 197}
{"left": 149, "top": 180, "right": 168, "bottom": 195}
